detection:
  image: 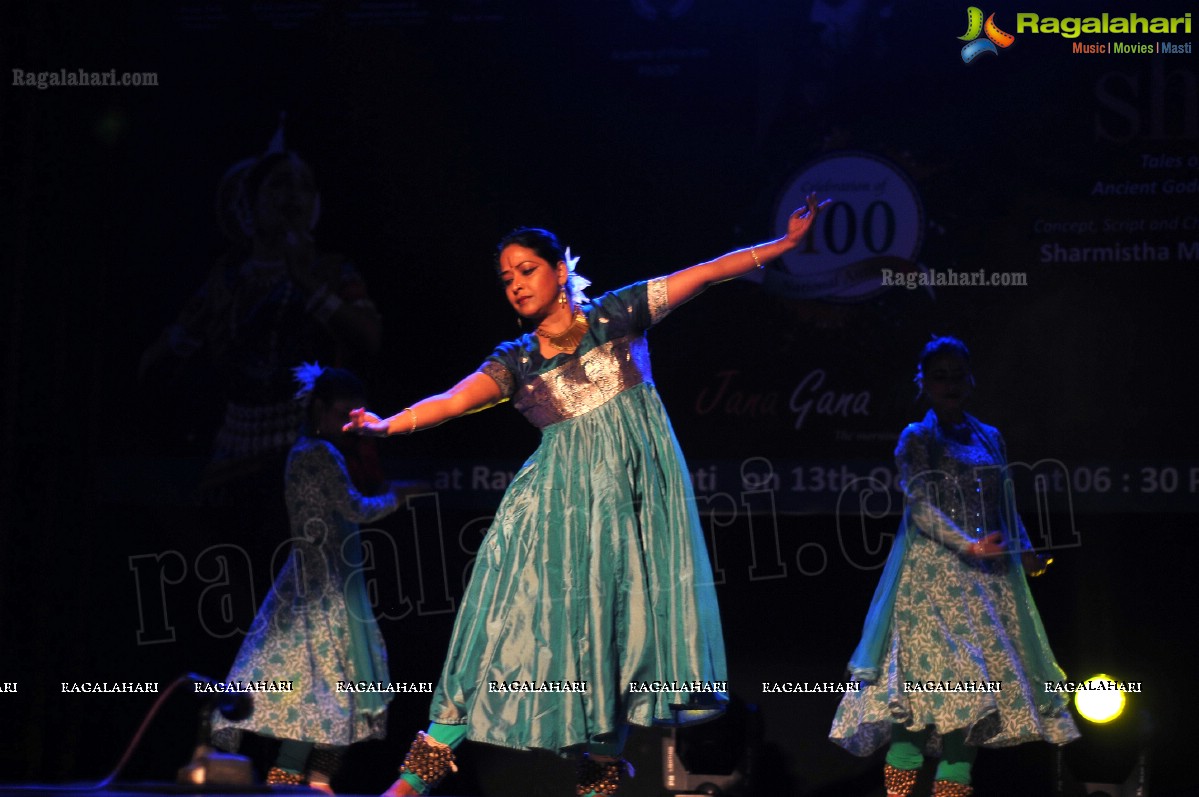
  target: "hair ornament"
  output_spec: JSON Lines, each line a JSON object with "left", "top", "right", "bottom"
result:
{"left": 564, "top": 246, "right": 591, "bottom": 304}
{"left": 292, "top": 361, "right": 326, "bottom": 403}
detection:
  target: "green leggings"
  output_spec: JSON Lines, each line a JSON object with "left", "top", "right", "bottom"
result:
{"left": 274, "top": 740, "right": 345, "bottom": 778}
{"left": 274, "top": 739, "right": 311, "bottom": 775}
{"left": 399, "top": 723, "right": 629, "bottom": 795}
{"left": 885, "top": 726, "right": 977, "bottom": 785}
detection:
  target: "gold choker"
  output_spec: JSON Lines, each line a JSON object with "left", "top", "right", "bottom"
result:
{"left": 537, "top": 308, "right": 589, "bottom": 353}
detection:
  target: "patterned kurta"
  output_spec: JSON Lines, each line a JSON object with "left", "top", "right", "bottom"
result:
{"left": 829, "top": 412, "right": 1079, "bottom": 755}
{"left": 212, "top": 435, "right": 399, "bottom": 747}
{"left": 427, "top": 279, "right": 728, "bottom": 754}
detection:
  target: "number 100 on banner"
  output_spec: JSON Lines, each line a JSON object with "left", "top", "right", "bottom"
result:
{"left": 765, "top": 152, "right": 925, "bottom": 301}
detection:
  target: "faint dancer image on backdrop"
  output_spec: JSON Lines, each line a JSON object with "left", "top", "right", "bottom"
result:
{"left": 139, "top": 116, "right": 382, "bottom": 504}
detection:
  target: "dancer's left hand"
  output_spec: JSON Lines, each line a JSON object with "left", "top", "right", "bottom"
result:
{"left": 784, "top": 192, "right": 831, "bottom": 246}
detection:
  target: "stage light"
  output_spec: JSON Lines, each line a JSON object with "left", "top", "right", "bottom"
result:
{"left": 1074, "top": 673, "right": 1127, "bottom": 725}
{"left": 1058, "top": 672, "right": 1150, "bottom": 797}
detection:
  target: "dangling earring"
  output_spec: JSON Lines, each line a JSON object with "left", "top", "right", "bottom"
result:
{"left": 558, "top": 286, "right": 567, "bottom": 306}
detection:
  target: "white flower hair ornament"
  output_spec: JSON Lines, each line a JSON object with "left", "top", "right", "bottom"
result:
{"left": 564, "top": 246, "right": 591, "bottom": 305}
{"left": 292, "top": 361, "right": 326, "bottom": 403}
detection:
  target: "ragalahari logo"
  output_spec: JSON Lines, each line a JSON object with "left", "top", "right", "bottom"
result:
{"left": 958, "top": 7, "right": 1015, "bottom": 62}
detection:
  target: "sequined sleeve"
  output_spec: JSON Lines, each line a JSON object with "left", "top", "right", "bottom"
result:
{"left": 479, "top": 360, "right": 515, "bottom": 399}
{"left": 477, "top": 339, "right": 526, "bottom": 400}
{"left": 287, "top": 438, "right": 400, "bottom": 525}
{"left": 594, "top": 280, "right": 670, "bottom": 335}
{"left": 896, "top": 424, "right": 976, "bottom": 554}
{"left": 646, "top": 277, "right": 669, "bottom": 325}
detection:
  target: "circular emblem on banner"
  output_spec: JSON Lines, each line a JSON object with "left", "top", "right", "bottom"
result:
{"left": 766, "top": 152, "right": 924, "bottom": 301}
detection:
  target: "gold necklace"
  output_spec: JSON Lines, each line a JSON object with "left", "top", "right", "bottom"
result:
{"left": 536, "top": 308, "right": 589, "bottom": 352}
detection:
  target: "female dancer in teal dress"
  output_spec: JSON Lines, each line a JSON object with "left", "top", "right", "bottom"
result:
{"left": 829, "top": 338, "right": 1079, "bottom": 797}
{"left": 212, "top": 366, "right": 408, "bottom": 792}
{"left": 346, "top": 193, "right": 825, "bottom": 797}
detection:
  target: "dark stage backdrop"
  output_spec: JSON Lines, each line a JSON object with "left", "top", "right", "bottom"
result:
{"left": 3, "top": 0, "right": 1196, "bottom": 794}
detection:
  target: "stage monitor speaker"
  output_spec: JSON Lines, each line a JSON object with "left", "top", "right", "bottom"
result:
{"left": 661, "top": 697, "right": 759, "bottom": 796}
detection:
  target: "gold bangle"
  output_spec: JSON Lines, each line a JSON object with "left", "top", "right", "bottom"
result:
{"left": 403, "top": 407, "right": 417, "bottom": 434}
{"left": 750, "top": 246, "right": 762, "bottom": 268}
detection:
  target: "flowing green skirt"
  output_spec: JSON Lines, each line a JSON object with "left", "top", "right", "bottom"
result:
{"left": 429, "top": 383, "right": 727, "bottom": 752}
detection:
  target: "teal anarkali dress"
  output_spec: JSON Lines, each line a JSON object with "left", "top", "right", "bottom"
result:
{"left": 428, "top": 279, "right": 728, "bottom": 753}
{"left": 829, "top": 411, "right": 1079, "bottom": 755}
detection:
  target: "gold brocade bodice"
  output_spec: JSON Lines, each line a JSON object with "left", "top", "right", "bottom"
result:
{"left": 483, "top": 335, "right": 654, "bottom": 429}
